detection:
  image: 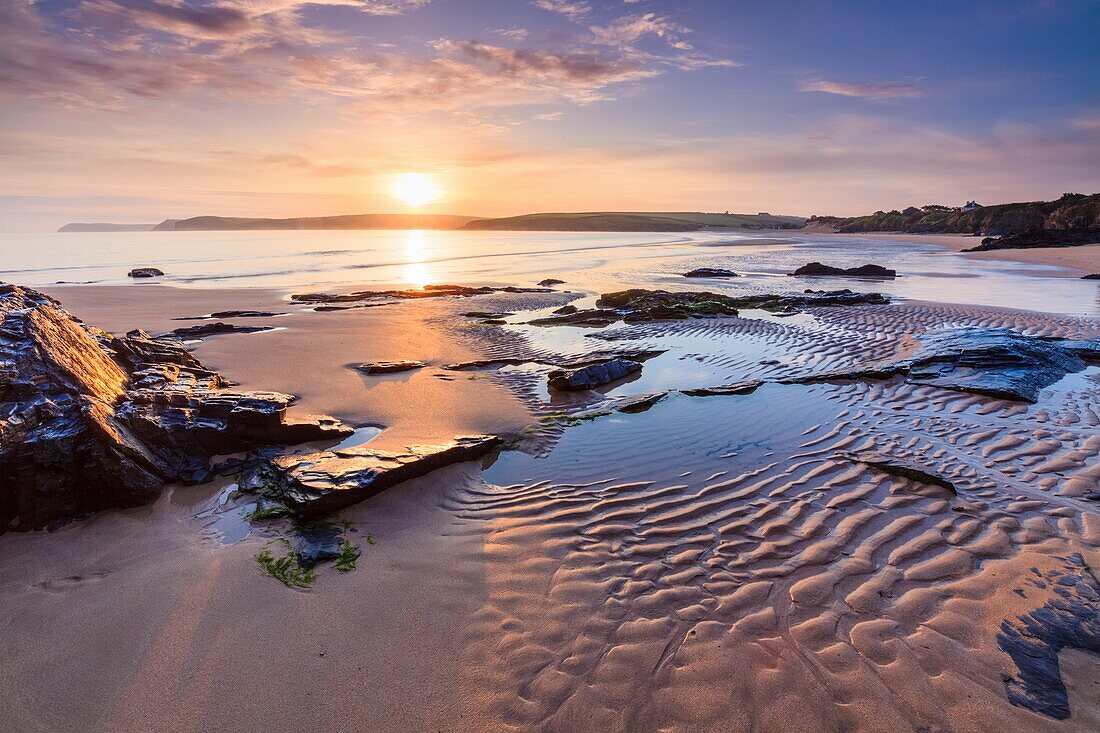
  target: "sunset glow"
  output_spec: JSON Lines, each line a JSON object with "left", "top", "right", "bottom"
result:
{"left": 393, "top": 174, "right": 441, "bottom": 208}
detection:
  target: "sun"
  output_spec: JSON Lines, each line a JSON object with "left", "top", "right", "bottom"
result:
{"left": 392, "top": 173, "right": 440, "bottom": 207}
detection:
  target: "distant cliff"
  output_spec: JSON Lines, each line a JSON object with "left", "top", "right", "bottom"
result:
{"left": 807, "top": 193, "right": 1100, "bottom": 236}
{"left": 58, "top": 222, "right": 160, "bottom": 232}
{"left": 156, "top": 214, "right": 477, "bottom": 231}
{"left": 461, "top": 211, "right": 805, "bottom": 232}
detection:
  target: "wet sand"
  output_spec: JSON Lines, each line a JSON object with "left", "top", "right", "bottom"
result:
{"left": 2, "top": 239, "right": 1100, "bottom": 732}
{"left": 859, "top": 232, "right": 1100, "bottom": 276}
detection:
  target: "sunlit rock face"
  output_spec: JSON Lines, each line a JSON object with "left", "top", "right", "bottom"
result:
{"left": 0, "top": 283, "right": 349, "bottom": 533}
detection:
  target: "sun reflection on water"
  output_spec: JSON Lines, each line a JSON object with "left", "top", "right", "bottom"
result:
{"left": 404, "top": 230, "right": 431, "bottom": 288}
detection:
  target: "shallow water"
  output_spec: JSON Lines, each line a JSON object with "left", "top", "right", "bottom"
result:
{"left": 2, "top": 229, "right": 1097, "bottom": 316}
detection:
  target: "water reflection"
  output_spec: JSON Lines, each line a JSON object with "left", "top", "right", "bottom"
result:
{"left": 404, "top": 230, "right": 431, "bottom": 288}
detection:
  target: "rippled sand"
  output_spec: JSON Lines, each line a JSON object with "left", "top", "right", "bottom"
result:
{"left": 1, "top": 236, "right": 1099, "bottom": 732}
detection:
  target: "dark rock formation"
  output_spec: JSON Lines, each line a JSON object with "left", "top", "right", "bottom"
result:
{"left": 790, "top": 262, "right": 897, "bottom": 278}
{"left": 538, "top": 278, "right": 566, "bottom": 286}
{"left": 0, "top": 283, "right": 349, "bottom": 533}
{"left": 1083, "top": 273, "right": 1100, "bottom": 280}
{"left": 842, "top": 453, "right": 957, "bottom": 494}
{"left": 682, "top": 268, "right": 738, "bottom": 278}
{"left": 164, "top": 322, "right": 273, "bottom": 340}
{"left": 552, "top": 304, "right": 578, "bottom": 315}
{"left": 462, "top": 311, "right": 513, "bottom": 319}
{"left": 127, "top": 267, "right": 164, "bottom": 278}
{"left": 291, "top": 283, "right": 552, "bottom": 305}
{"left": 444, "top": 349, "right": 665, "bottom": 373}
{"left": 900, "top": 327, "right": 1099, "bottom": 402}
{"left": 174, "top": 310, "right": 284, "bottom": 321}
{"left": 997, "top": 553, "right": 1100, "bottom": 719}
{"left": 528, "top": 288, "right": 888, "bottom": 326}
{"left": 295, "top": 525, "right": 347, "bottom": 568}
{"left": 548, "top": 358, "right": 642, "bottom": 391}
{"left": 352, "top": 360, "right": 426, "bottom": 375}
{"left": 245, "top": 436, "right": 501, "bottom": 519}
{"left": 682, "top": 381, "right": 764, "bottom": 397}
{"left": 965, "top": 229, "right": 1100, "bottom": 251}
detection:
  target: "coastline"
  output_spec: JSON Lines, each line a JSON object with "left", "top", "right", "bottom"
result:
{"left": 2, "top": 235, "right": 1099, "bottom": 732}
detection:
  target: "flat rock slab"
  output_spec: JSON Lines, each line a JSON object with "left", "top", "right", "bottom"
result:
{"left": 682, "top": 268, "right": 738, "bottom": 278}
{"left": 549, "top": 358, "right": 642, "bottom": 391}
{"left": 353, "top": 360, "right": 426, "bottom": 375}
{"left": 127, "top": 267, "right": 164, "bottom": 278}
{"left": 254, "top": 436, "right": 501, "bottom": 519}
{"left": 164, "top": 322, "right": 273, "bottom": 339}
{"left": 900, "top": 327, "right": 1099, "bottom": 402}
{"left": 841, "top": 452, "right": 957, "bottom": 494}
{"left": 291, "top": 283, "right": 553, "bottom": 305}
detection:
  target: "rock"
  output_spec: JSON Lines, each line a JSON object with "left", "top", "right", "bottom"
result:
{"left": 173, "top": 310, "right": 284, "bottom": 321}
{"left": 965, "top": 229, "right": 1100, "bottom": 252}
{"left": 548, "top": 358, "right": 642, "bottom": 391}
{"left": 295, "top": 525, "right": 345, "bottom": 568}
{"left": 900, "top": 327, "right": 1098, "bottom": 402}
{"left": 996, "top": 553, "right": 1100, "bottom": 719}
{"left": 0, "top": 283, "right": 350, "bottom": 533}
{"left": 352, "top": 360, "right": 426, "bottom": 375}
{"left": 552, "top": 304, "right": 578, "bottom": 315}
{"left": 462, "top": 311, "right": 513, "bottom": 319}
{"left": 127, "top": 267, "right": 164, "bottom": 278}
{"left": 1084, "top": 273, "right": 1100, "bottom": 280}
{"left": 682, "top": 267, "right": 738, "bottom": 278}
{"left": 249, "top": 436, "right": 501, "bottom": 519}
{"left": 538, "top": 278, "right": 566, "bottom": 286}
{"left": 444, "top": 349, "right": 665, "bottom": 372}
{"left": 790, "top": 262, "right": 896, "bottom": 278}
{"left": 842, "top": 453, "right": 957, "bottom": 494}
{"left": 164, "top": 322, "right": 273, "bottom": 339}
{"left": 291, "top": 283, "right": 553, "bottom": 305}
{"left": 528, "top": 288, "right": 888, "bottom": 326}
{"left": 682, "top": 381, "right": 764, "bottom": 397}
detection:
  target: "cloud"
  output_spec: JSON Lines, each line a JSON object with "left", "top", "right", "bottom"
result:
{"left": 491, "top": 27, "right": 529, "bottom": 41}
{"left": 589, "top": 13, "right": 687, "bottom": 47}
{"left": 800, "top": 80, "right": 921, "bottom": 100}
{"left": 532, "top": 0, "right": 591, "bottom": 20}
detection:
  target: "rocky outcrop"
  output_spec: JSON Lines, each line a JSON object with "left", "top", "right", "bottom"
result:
{"left": 352, "top": 360, "right": 426, "bottom": 375}
{"left": 538, "top": 278, "right": 566, "bottom": 286}
{"left": 1084, "top": 274, "right": 1100, "bottom": 280}
{"left": 243, "top": 436, "right": 501, "bottom": 519}
{"left": 528, "top": 288, "right": 888, "bottom": 326}
{"left": 127, "top": 267, "right": 164, "bottom": 278}
{"left": 548, "top": 358, "right": 642, "bottom": 391}
{"left": 791, "top": 263, "right": 896, "bottom": 278}
{"left": 683, "top": 268, "right": 738, "bottom": 278}
{"left": 842, "top": 453, "right": 957, "bottom": 494}
{"left": 964, "top": 229, "right": 1100, "bottom": 251}
{"left": 900, "top": 328, "right": 1099, "bottom": 402}
{"left": 0, "top": 283, "right": 349, "bottom": 533}
{"left": 291, "top": 283, "right": 553, "bottom": 305}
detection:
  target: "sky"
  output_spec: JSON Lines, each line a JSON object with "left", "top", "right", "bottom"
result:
{"left": 1, "top": 0, "right": 1098, "bottom": 231}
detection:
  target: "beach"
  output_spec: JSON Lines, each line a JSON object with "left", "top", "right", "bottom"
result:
{"left": 1, "top": 230, "right": 1098, "bottom": 732}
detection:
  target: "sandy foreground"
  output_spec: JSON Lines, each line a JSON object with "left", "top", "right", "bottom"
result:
{"left": 2, "top": 246, "right": 1100, "bottom": 732}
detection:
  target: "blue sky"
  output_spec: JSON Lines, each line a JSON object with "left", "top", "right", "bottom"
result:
{"left": 0, "top": 0, "right": 1097, "bottom": 230}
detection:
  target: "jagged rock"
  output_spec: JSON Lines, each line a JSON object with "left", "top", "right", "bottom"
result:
{"left": 790, "top": 262, "right": 896, "bottom": 277}
{"left": 1084, "top": 273, "right": 1100, "bottom": 280}
{"left": 683, "top": 267, "right": 738, "bottom": 278}
{"left": 900, "top": 327, "right": 1099, "bottom": 402}
{"left": 552, "top": 304, "right": 578, "bottom": 315}
{"left": 528, "top": 288, "right": 888, "bottom": 326}
{"left": 548, "top": 358, "right": 642, "bottom": 391}
{"left": 164, "top": 322, "right": 272, "bottom": 340}
{"left": 842, "top": 452, "right": 957, "bottom": 494}
{"left": 997, "top": 553, "right": 1100, "bottom": 719}
{"left": 537, "top": 278, "right": 566, "bottom": 286}
{"left": 0, "top": 283, "right": 350, "bottom": 533}
{"left": 352, "top": 360, "right": 426, "bottom": 375}
{"left": 127, "top": 267, "right": 164, "bottom": 278}
{"left": 291, "top": 283, "right": 552, "bottom": 305}
{"left": 249, "top": 436, "right": 501, "bottom": 519}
